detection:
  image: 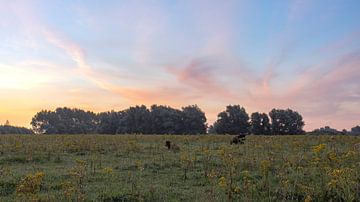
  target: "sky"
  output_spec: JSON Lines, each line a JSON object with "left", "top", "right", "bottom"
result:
{"left": 0, "top": 0, "right": 360, "bottom": 131}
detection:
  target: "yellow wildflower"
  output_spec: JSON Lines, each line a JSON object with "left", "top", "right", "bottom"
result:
{"left": 218, "top": 176, "right": 227, "bottom": 187}
{"left": 304, "top": 195, "right": 312, "bottom": 202}
{"left": 102, "top": 167, "right": 113, "bottom": 174}
{"left": 312, "top": 143, "right": 326, "bottom": 153}
{"left": 327, "top": 152, "right": 337, "bottom": 161}
{"left": 234, "top": 186, "right": 241, "bottom": 193}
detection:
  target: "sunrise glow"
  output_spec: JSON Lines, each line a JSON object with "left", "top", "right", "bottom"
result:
{"left": 0, "top": 0, "right": 360, "bottom": 130}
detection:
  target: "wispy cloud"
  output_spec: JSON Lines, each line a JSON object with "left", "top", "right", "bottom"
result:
{"left": 246, "top": 49, "right": 360, "bottom": 130}
{"left": 166, "top": 58, "right": 237, "bottom": 98}
{"left": 1, "top": 1, "right": 359, "bottom": 130}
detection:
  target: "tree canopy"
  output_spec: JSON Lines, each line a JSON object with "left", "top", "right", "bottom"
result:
{"left": 30, "top": 105, "right": 208, "bottom": 135}
{"left": 181, "top": 105, "right": 207, "bottom": 134}
{"left": 213, "top": 105, "right": 250, "bottom": 135}
{"left": 250, "top": 112, "right": 271, "bottom": 135}
{"left": 0, "top": 125, "right": 33, "bottom": 134}
{"left": 97, "top": 111, "right": 123, "bottom": 135}
{"left": 31, "top": 107, "right": 98, "bottom": 134}
{"left": 350, "top": 125, "right": 360, "bottom": 135}
{"left": 268, "top": 109, "right": 305, "bottom": 135}
{"left": 26, "top": 105, "right": 360, "bottom": 135}
{"left": 150, "top": 105, "right": 183, "bottom": 134}
{"left": 309, "top": 126, "right": 345, "bottom": 135}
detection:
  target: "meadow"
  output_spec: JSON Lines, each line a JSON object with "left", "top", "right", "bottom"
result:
{"left": 0, "top": 135, "right": 359, "bottom": 201}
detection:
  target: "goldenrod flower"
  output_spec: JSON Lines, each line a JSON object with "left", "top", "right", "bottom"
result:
{"left": 218, "top": 176, "right": 226, "bottom": 187}
{"left": 102, "top": 167, "right": 113, "bottom": 174}
{"left": 234, "top": 186, "right": 241, "bottom": 193}
{"left": 312, "top": 143, "right": 326, "bottom": 153}
{"left": 304, "top": 195, "right": 312, "bottom": 202}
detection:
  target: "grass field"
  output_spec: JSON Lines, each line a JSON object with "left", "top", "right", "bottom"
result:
{"left": 0, "top": 135, "right": 359, "bottom": 201}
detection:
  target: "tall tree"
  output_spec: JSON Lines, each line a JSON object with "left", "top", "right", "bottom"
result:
{"left": 250, "top": 112, "right": 270, "bottom": 135}
{"left": 54, "top": 108, "right": 98, "bottom": 134}
{"left": 269, "top": 108, "right": 305, "bottom": 135}
{"left": 150, "top": 105, "right": 183, "bottom": 134}
{"left": 31, "top": 110, "right": 59, "bottom": 134}
{"left": 213, "top": 105, "right": 250, "bottom": 134}
{"left": 117, "top": 105, "right": 151, "bottom": 134}
{"left": 31, "top": 107, "right": 98, "bottom": 134}
{"left": 181, "top": 105, "right": 207, "bottom": 134}
{"left": 97, "top": 111, "right": 123, "bottom": 134}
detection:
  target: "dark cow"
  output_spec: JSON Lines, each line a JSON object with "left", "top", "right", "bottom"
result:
{"left": 165, "top": 140, "right": 180, "bottom": 152}
{"left": 231, "top": 135, "right": 246, "bottom": 145}
{"left": 165, "top": 140, "right": 172, "bottom": 149}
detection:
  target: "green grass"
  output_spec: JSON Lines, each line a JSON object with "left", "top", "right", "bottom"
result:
{"left": 0, "top": 135, "right": 359, "bottom": 201}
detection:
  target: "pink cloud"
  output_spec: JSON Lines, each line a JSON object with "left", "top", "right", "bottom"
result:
{"left": 166, "top": 58, "right": 238, "bottom": 99}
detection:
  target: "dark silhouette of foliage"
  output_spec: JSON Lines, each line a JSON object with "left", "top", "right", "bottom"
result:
{"left": 269, "top": 108, "right": 305, "bottom": 135}
{"left": 31, "top": 107, "right": 98, "bottom": 134}
{"left": 117, "top": 105, "right": 152, "bottom": 134}
{"left": 350, "top": 125, "right": 360, "bottom": 135}
{"left": 213, "top": 105, "right": 250, "bottom": 135}
{"left": 97, "top": 111, "right": 123, "bottom": 134}
{"left": 181, "top": 105, "right": 207, "bottom": 134}
{"left": 0, "top": 125, "right": 33, "bottom": 134}
{"left": 30, "top": 105, "right": 360, "bottom": 136}
{"left": 30, "top": 105, "right": 209, "bottom": 135}
{"left": 149, "top": 105, "right": 183, "bottom": 134}
{"left": 250, "top": 112, "right": 271, "bottom": 135}
{"left": 31, "top": 110, "right": 59, "bottom": 134}
{"left": 309, "top": 126, "right": 344, "bottom": 135}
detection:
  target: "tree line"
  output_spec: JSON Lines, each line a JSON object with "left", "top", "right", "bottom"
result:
{"left": 28, "top": 105, "right": 307, "bottom": 135}
{"left": 309, "top": 125, "right": 360, "bottom": 136}
{"left": 0, "top": 120, "right": 33, "bottom": 134}
{"left": 1, "top": 105, "right": 358, "bottom": 135}
{"left": 210, "top": 106, "right": 305, "bottom": 135}
{"left": 31, "top": 105, "right": 206, "bottom": 135}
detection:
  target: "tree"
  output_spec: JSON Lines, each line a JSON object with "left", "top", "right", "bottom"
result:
{"left": 269, "top": 108, "right": 305, "bottom": 135}
{"left": 31, "top": 107, "right": 98, "bottom": 134}
{"left": 350, "top": 125, "right": 360, "bottom": 135}
{"left": 0, "top": 125, "right": 33, "bottom": 134}
{"left": 53, "top": 107, "right": 98, "bottom": 134}
{"left": 31, "top": 110, "right": 59, "bottom": 134}
{"left": 150, "top": 105, "right": 183, "bottom": 134}
{"left": 181, "top": 105, "right": 207, "bottom": 134}
{"left": 213, "top": 105, "right": 250, "bottom": 134}
{"left": 30, "top": 105, "right": 208, "bottom": 135}
{"left": 310, "top": 126, "right": 343, "bottom": 135}
{"left": 117, "top": 105, "right": 151, "bottom": 134}
{"left": 250, "top": 112, "right": 270, "bottom": 135}
{"left": 97, "top": 111, "right": 123, "bottom": 134}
